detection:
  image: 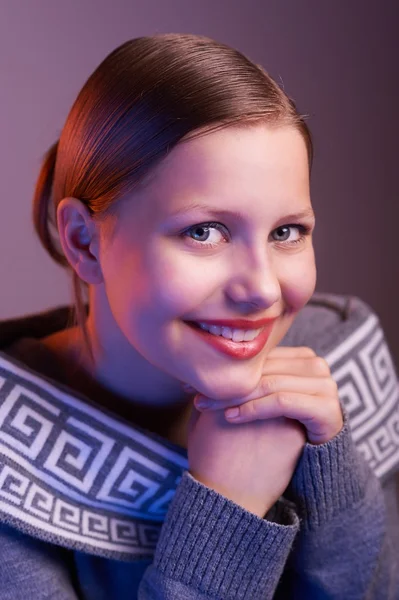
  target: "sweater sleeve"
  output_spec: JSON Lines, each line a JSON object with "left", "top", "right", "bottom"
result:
{"left": 138, "top": 471, "right": 299, "bottom": 599}
{"left": 274, "top": 408, "right": 399, "bottom": 599}
{"left": 0, "top": 522, "right": 80, "bottom": 600}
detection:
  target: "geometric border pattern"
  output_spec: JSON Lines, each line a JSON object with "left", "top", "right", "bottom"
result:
{"left": 0, "top": 354, "right": 188, "bottom": 559}
{"left": 0, "top": 308, "right": 398, "bottom": 560}
{"left": 325, "top": 313, "right": 399, "bottom": 480}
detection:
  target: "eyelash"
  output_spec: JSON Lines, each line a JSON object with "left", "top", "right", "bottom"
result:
{"left": 182, "top": 221, "right": 311, "bottom": 249}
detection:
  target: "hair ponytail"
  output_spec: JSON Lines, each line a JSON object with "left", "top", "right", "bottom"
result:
{"left": 32, "top": 140, "right": 68, "bottom": 267}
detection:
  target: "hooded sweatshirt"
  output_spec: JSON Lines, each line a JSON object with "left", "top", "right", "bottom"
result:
{"left": 0, "top": 292, "right": 398, "bottom": 599}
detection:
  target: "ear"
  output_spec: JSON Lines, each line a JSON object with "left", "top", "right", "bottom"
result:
{"left": 56, "top": 197, "right": 103, "bottom": 285}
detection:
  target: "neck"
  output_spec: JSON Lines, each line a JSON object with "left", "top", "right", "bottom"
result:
{"left": 41, "top": 321, "right": 193, "bottom": 449}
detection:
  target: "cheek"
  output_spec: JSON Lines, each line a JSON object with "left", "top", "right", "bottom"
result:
{"left": 280, "top": 250, "right": 317, "bottom": 313}
{"left": 99, "top": 236, "right": 152, "bottom": 323}
{"left": 149, "top": 251, "right": 222, "bottom": 316}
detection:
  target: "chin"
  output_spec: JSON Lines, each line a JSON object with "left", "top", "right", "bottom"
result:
{"left": 194, "top": 370, "right": 262, "bottom": 402}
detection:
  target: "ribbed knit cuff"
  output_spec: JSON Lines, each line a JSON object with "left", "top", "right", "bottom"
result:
{"left": 153, "top": 471, "right": 299, "bottom": 599}
{"left": 285, "top": 407, "right": 369, "bottom": 529}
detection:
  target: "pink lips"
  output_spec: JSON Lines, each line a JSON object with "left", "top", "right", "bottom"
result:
{"left": 185, "top": 320, "right": 276, "bottom": 360}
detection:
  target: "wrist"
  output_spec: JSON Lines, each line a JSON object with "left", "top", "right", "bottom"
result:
{"left": 189, "top": 470, "right": 273, "bottom": 518}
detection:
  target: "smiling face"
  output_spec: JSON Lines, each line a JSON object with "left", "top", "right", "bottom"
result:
{"left": 83, "top": 123, "right": 316, "bottom": 403}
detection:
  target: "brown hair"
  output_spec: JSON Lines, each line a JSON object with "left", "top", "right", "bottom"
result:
{"left": 32, "top": 33, "right": 313, "bottom": 348}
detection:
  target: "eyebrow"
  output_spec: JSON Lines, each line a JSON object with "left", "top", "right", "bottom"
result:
{"left": 169, "top": 203, "right": 316, "bottom": 223}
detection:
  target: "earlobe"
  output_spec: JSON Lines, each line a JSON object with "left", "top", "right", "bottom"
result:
{"left": 57, "top": 197, "right": 104, "bottom": 285}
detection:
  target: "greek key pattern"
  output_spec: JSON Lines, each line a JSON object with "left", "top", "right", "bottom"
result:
{"left": 0, "top": 309, "right": 398, "bottom": 559}
{"left": 325, "top": 314, "right": 399, "bottom": 479}
{"left": 0, "top": 356, "right": 188, "bottom": 559}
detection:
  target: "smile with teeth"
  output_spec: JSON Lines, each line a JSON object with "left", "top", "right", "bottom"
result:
{"left": 195, "top": 322, "right": 263, "bottom": 343}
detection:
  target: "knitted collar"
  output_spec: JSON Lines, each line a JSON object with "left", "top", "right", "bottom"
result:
{"left": 0, "top": 351, "right": 188, "bottom": 561}
{"left": 0, "top": 294, "right": 398, "bottom": 562}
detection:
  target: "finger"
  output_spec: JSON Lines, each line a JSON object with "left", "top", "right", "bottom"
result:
{"left": 262, "top": 356, "right": 331, "bottom": 378}
{"left": 180, "top": 348, "right": 315, "bottom": 393}
{"left": 239, "top": 375, "right": 338, "bottom": 403}
{"left": 266, "top": 346, "right": 316, "bottom": 359}
{"left": 225, "top": 393, "right": 343, "bottom": 444}
{"left": 195, "top": 373, "right": 337, "bottom": 411}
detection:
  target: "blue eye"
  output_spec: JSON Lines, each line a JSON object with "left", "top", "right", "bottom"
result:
{"left": 181, "top": 222, "right": 311, "bottom": 249}
{"left": 183, "top": 222, "right": 228, "bottom": 248}
{"left": 271, "top": 225, "right": 308, "bottom": 245}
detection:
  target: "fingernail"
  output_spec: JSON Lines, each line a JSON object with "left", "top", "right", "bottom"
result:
{"left": 225, "top": 407, "right": 240, "bottom": 419}
{"left": 195, "top": 397, "right": 213, "bottom": 410}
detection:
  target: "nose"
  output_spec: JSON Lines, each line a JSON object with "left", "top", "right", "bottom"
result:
{"left": 225, "top": 249, "right": 281, "bottom": 313}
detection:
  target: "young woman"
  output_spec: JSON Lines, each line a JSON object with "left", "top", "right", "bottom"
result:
{"left": 0, "top": 33, "right": 397, "bottom": 599}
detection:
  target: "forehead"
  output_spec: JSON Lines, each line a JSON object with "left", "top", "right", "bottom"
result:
{"left": 131, "top": 123, "right": 311, "bottom": 223}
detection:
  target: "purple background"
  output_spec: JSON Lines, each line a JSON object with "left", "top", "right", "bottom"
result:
{"left": 0, "top": 1, "right": 398, "bottom": 362}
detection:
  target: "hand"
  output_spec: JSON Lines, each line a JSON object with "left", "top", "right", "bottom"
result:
{"left": 187, "top": 405, "right": 306, "bottom": 518}
{"left": 194, "top": 346, "right": 344, "bottom": 445}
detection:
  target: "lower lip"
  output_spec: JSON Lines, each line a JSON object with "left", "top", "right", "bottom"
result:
{"left": 185, "top": 322, "right": 275, "bottom": 360}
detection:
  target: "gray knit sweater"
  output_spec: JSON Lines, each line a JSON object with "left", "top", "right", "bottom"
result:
{"left": 0, "top": 292, "right": 398, "bottom": 599}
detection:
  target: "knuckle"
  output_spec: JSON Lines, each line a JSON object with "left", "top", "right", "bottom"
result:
{"left": 261, "top": 376, "right": 276, "bottom": 395}
{"left": 248, "top": 400, "right": 260, "bottom": 421}
{"left": 313, "top": 357, "right": 330, "bottom": 376}
{"left": 246, "top": 400, "right": 258, "bottom": 420}
{"left": 299, "top": 346, "right": 316, "bottom": 357}
{"left": 325, "top": 377, "right": 339, "bottom": 395}
{"left": 274, "top": 391, "right": 289, "bottom": 409}
{"left": 329, "top": 395, "right": 341, "bottom": 413}
{"left": 322, "top": 397, "right": 341, "bottom": 426}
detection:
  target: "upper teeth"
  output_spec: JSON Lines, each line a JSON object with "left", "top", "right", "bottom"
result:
{"left": 197, "top": 322, "right": 263, "bottom": 342}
